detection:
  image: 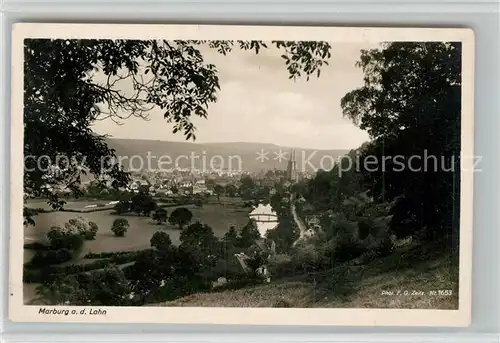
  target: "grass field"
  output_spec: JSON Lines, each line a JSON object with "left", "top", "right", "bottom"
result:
{"left": 24, "top": 196, "right": 251, "bottom": 264}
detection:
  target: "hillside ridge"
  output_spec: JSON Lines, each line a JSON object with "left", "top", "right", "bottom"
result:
{"left": 105, "top": 138, "right": 350, "bottom": 173}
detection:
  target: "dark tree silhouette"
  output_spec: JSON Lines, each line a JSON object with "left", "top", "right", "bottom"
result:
{"left": 341, "top": 42, "right": 461, "bottom": 240}
{"left": 180, "top": 221, "right": 220, "bottom": 266}
{"left": 223, "top": 226, "right": 239, "bottom": 248}
{"left": 111, "top": 218, "right": 129, "bottom": 237}
{"left": 238, "top": 219, "right": 261, "bottom": 248}
{"left": 114, "top": 200, "right": 131, "bottom": 214}
{"left": 150, "top": 231, "right": 173, "bottom": 250}
{"left": 169, "top": 207, "right": 193, "bottom": 229}
{"left": 131, "top": 192, "right": 157, "bottom": 216}
{"left": 239, "top": 175, "right": 256, "bottom": 201}
{"left": 152, "top": 208, "right": 168, "bottom": 224}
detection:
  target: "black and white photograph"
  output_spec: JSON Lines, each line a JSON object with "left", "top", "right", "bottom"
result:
{"left": 9, "top": 24, "right": 474, "bottom": 326}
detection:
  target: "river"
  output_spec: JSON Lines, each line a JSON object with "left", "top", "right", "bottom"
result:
{"left": 249, "top": 203, "right": 278, "bottom": 238}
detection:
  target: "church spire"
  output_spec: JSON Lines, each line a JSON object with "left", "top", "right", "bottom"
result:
{"left": 286, "top": 148, "right": 297, "bottom": 183}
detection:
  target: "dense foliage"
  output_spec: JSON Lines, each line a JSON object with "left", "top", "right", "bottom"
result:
{"left": 169, "top": 207, "right": 193, "bottom": 229}
{"left": 152, "top": 208, "right": 168, "bottom": 224}
{"left": 284, "top": 42, "right": 462, "bottom": 275}
{"left": 341, "top": 42, "right": 461, "bottom": 241}
{"left": 111, "top": 218, "right": 129, "bottom": 237}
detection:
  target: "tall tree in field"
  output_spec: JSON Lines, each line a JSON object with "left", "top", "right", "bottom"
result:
{"left": 169, "top": 207, "right": 193, "bottom": 230}
{"left": 239, "top": 175, "right": 256, "bottom": 201}
{"left": 341, "top": 42, "right": 461, "bottom": 240}
{"left": 152, "top": 208, "right": 168, "bottom": 224}
{"left": 24, "top": 39, "right": 332, "bottom": 224}
{"left": 131, "top": 192, "right": 157, "bottom": 216}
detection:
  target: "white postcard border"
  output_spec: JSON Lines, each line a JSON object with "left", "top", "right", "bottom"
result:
{"left": 9, "top": 23, "right": 475, "bottom": 326}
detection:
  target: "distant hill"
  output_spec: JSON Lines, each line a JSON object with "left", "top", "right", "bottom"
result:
{"left": 105, "top": 138, "right": 350, "bottom": 173}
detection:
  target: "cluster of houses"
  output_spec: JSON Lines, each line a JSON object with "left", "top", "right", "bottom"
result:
{"left": 124, "top": 176, "right": 212, "bottom": 197}
{"left": 35, "top": 163, "right": 314, "bottom": 204}
{"left": 121, "top": 168, "right": 277, "bottom": 197}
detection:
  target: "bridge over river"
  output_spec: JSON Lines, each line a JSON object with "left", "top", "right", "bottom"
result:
{"left": 248, "top": 195, "right": 308, "bottom": 243}
{"left": 248, "top": 204, "right": 279, "bottom": 237}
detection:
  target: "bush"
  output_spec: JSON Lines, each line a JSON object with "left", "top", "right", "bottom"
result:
{"left": 85, "top": 221, "right": 99, "bottom": 240}
{"left": 268, "top": 261, "right": 297, "bottom": 279}
{"left": 291, "top": 242, "right": 330, "bottom": 273}
{"left": 35, "top": 274, "right": 87, "bottom": 305}
{"left": 319, "top": 227, "right": 368, "bottom": 264}
{"left": 65, "top": 217, "right": 88, "bottom": 234}
{"left": 152, "top": 208, "right": 168, "bottom": 224}
{"left": 81, "top": 267, "right": 133, "bottom": 306}
{"left": 28, "top": 248, "right": 73, "bottom": 267}
{"left": 67, "top": 217, "right": 98, "bottom": 240}
{"left": 202, "top": 257, "right": 245, "bottom": 281}
{"left": 35, "top": 267, "right": 133, "bottom": 306}
{"left": 150, "top": 231, "right": 172, "bottom": 250}
{"left": 47, "top": 226, "right": 84, "bottom": 252}
{"left": 111, "top": 218, "right": 129, "bottom": 237}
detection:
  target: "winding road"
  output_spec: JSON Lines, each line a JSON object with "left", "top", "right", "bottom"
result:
{"left": 290, "top": 193, "right": 308, "bottom": 245}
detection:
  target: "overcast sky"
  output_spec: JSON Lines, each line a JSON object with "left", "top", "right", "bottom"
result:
{"left": 92, "top": 42, "right": 380, "bottom": 150}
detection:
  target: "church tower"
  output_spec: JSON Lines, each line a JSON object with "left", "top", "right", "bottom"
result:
{"left": 286, "top": 149, "right": 298, "bottom": 183}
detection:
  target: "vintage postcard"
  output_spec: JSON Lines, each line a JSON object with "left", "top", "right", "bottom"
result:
{"left": 9, "top": 23, "right": 474, "bottom": 326}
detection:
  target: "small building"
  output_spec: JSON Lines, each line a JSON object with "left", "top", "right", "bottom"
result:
{"left": 192, "top": 184, "right": 207, "bottom": 194}
{"left": 305, "top": 215, "right": 320, "bottom": 227}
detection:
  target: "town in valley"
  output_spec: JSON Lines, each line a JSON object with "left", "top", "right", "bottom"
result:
{"left": 22, "top": 38, "right": 462, "bottom": 310}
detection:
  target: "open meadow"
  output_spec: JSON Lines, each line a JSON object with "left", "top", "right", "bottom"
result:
{"left": 23, "top": 196, "right": 252, "bottom": 304}
{"left": 24, "top": 196, "right": 251, "bottom": 264}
